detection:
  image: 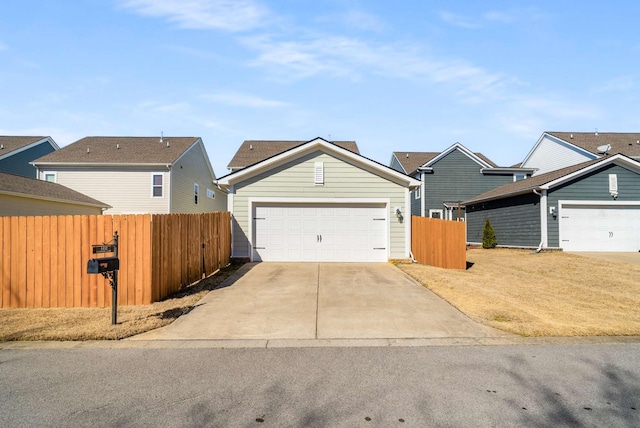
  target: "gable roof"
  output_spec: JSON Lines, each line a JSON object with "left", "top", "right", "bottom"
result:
{"left": 391, "top": 152, "right": 439, "bottom": 175}
{"left": 464, "top": 154, "right": 640, "bottom": 205}
{"left": 0, "top": 136, "right": 59, "bottom": 160}
{"left": 32, "top": 136, "right": 202, "bottom": 165}
{"left": 227, "top": 140, "right": 360, "bottom": 171}
{"left": 546, "top": 132, "right": 640, "bottom": 157}
{"left": 0, "top": 172, "right": 110, "bottom": 208}
{"left": 218, "top": 137, "right": 420, "bottom": 189}
{"left": 392, "top": 143, "right": 499, "bottom": 176}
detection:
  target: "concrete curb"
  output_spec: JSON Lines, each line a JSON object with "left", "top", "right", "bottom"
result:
{"left": 3, "top": 336, "right": 640, "bottom": 350}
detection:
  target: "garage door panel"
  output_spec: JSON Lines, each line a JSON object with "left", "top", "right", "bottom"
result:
{"left": 560, "top": 204, "right": 640, "bottom": 252}
{"left": 253, "top": 204, "right": 388, "bottom": 262}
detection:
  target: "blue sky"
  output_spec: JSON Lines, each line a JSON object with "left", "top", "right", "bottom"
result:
{"left": 1, "top": 1, "right": 639, "bottom": 175}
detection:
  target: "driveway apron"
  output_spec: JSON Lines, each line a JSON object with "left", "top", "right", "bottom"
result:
{"left": 130, "top": 263, "right": 505, "bottom": 341}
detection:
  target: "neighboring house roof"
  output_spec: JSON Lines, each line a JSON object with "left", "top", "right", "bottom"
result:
{"left": 0, "top": 136, "right": 59, "bottom": 160}
{"left": 227, "top": 140, "right": 360, "bottom": 171}
{"left": 546, "top": 132, "right": 640, "bottom": 157}
{"left": 218, "top": 137, "right": 420, "bottom": 189}
{"left": 392, "top": 143, "right": 501, "bottom": 176}
{"left": 391, "top": 152, "right": 439, "bottom": 175}
{"left": 32, "top": 136, "right": 202, "bottom": 165}
{"left": 0, "top": 172, "right": 110, "bottom": 208}
{"left": 464, "top": 154, "right": 639, "bottom": 205}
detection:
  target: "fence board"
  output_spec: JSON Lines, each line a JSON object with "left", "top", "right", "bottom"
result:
{"left": 411, "top": 216, "right": 466, "bottom": 270}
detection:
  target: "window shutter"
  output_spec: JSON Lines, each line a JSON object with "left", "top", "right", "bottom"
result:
{"left": 314, "top": 162, "right": 324, "bottom": 184}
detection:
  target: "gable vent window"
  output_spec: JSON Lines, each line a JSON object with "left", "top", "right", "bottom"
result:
{"left": 194, "top": 183, "right": 199, "bottom": 205}
{"left": 314, "top": 162, "right": 324, "bottom": 185}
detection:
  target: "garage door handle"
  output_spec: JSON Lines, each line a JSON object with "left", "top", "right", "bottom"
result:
{"left": 373, "top": 247, "right": 386, "bottom": 250}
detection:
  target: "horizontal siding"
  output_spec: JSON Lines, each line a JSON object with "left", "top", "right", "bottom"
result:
{"left": 524, "top": 136, "right": 594, "bottom": 175}
{"left": 45, "top": 168, "right": 170, "bottom": 214}
{"left": 424, "top": 149, "right": 513, "bottom": 217}
{"left": 466, "top": 193, "right": 540, "bottom": 247}
{"left": 232, "top": 151, "right": 408, "bottom": 258}
{"left": 547, "top": 164, "right": 640, "bottom": 247}
{"left": 389, "top": 155, "right": 405, "bottom": 173}
{"left": 0, "top": 144, "right": 55, "bottom": 178}
{"left": 170, "top": 142, "right": 227, "bottom": 213}
{"left": 0, "top": 194, "right": 103, "bottom": 216}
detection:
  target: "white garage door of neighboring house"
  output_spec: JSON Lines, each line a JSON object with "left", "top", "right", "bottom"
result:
{"left": 253, "top": 204, "right": 388, "bottom": 262}
{"left": 559, "top": 203, "right": 640, "bottom": 251}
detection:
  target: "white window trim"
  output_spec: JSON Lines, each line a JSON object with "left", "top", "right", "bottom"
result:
{"left": 207, "top": 188, "right": 215, "bottom": 199}
{"left": 415, "top": 188, "right": 420, "bottom": 199}
{"left": 43, "top": 171, "right": 57, "bottom": 183}
{"left": 151, "top": 173, "right": 164, "bottom": 198}
{"left": 513, "top": 173, "right": 527, "bottom": 182}
{"left": 429, "top": 209, "right": 443, "bottom": 219}
{"left": 194, "top": 183, "right": 199, "bottom": 205}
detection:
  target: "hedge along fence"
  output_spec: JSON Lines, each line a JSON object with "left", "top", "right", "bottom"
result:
{"left": 411, "top": 216, "right": 466, "bottom": 270}
{"left": 0, "top": 212, "right": 231, "bottom": 309}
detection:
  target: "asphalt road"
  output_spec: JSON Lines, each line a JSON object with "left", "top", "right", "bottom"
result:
{"left": 1, "top": 344, "right": 639, "bottom": 427}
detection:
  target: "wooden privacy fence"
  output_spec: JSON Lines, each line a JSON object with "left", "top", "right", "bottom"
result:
{"left": 0, "top": 212, "right": 231, "bottom": 309}
{"left": 411, "top": 216, "right": 466, "bottom": 269}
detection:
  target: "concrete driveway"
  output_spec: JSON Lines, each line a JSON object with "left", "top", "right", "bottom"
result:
{"left": 130, "top": 263, "right": 506, "bottom": 341}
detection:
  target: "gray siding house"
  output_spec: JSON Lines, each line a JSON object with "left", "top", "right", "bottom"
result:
{"left": 465, "top": 154, "right": 640, "bottom": 251}
{"left": 0, "top": 172, "right": 109, "bottom": 216}
{"left": 522, "top": 131, "right": 640, "bottom": 175}
{"left": 32, "top": 136, "right": 226, "bottom": 214}
{"left": 0, "top": 136, "right": 59, "bottom": 178}
{"left": 390, "top": 143, "right": 534, "bottom": 220}
{"left": 218, "top": 138, "right": 420, "bottom": 262}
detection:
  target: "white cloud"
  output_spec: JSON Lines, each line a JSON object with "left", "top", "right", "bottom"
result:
{"left": 438, "top": 11, "right": 480, "bottom": 29}
{"left": 593, "top": 76, "right": 634, "bottom": 93}
{"left": 201, "top": 92, "right": 289, "bottom": 108}
{"left": 119, "top": 0, "right": 270, "bottom": 32}
{"left": 316, "top": 9, "right": 386, "bottom": 32}
{"left": 482, "top": 11, "right": 515, "bottom": 23}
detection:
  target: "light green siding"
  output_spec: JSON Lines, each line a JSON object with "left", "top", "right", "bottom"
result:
{"left": 231, "top": 150, "right": 409, "bottom": 259}
{"left": 171, "top": 142, "right": 227, "bottom": 213}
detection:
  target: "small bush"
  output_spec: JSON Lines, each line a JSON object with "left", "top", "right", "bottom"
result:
{"left": 482, "top": 217, "right": 497, "bottom": 249}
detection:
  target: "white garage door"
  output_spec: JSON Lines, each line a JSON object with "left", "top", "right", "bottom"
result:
{"left": 559, "top": 203, "right": 640, "bottom": 251}
{"left": 253, "top": 204, "right": 388, "bottom": 262}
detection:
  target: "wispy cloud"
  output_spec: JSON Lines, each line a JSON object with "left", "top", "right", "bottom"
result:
{"left": 438, "top": 11, "right": 480, "bottom": 29}
{"left": 317, "top": 9, "right": 386, "bottom": 32}
{"left": 593, "top": 76, "right": 634, "bottom": 93}
{"left": 119, "top": 0, "right": 270, "bottom": 32}
{"left": 164, "top": 44, "right": 222, "bottom": 60}
{"left": 482, "top": 11, "right": 515, "bottom": 23}
{"left": 201, "top": 91, "right": 289, "bottom": 108}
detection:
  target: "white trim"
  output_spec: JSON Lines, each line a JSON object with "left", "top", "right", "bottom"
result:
{"left": 314, "top": 161, "right": 324, "bottom": 185}
{"left": 42, "top": 171, "right": 57, "bottom": 183}
{"left": 540, "top": 190, "right": 548, "bottom": 248}
{"left": 247, "top": 197, "right": 391, "bottom": 262}
{"left": 0, "top": 190, "right": 109, "bottom": 209}
{"left": 228, "top": 189, "right": 236, "bottom": 257}
{"left": 218, "top": 137, "right": 420, "bottom": 189}
{"left": 194, "top": 183, "right": 199, "bottom": 205}
{"left": 541, "top": 154, "right": 640, "bottom": 190}
{"left": 420, "top": 171, "right": 426, "bottom": 217}
{"left": 405, "top": 187, "right": 411, "bottom": 257}
{"left": 422, "top": 143, "right": 493, "bottom": 169}
{"left": 522, "top": 132, "right": 598, "bottom": 168}
{"left": 428, "top": 209, "right": 443, "bottom": 219}
{"left": 151, "top": 172, "right": 164, "bottom": 198}
{"left": 1, "top": 137, "right": 58, "bottom": 162}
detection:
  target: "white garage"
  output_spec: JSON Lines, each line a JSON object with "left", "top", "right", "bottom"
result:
{"left": 559, "top": 202, "right": 640, "bottom": 251}
{"left": 253, "top": 203, "right": 388, "bottom": 262}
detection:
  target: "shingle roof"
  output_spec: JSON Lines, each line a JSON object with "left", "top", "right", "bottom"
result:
{"left": 548, "top": 132, "right": 640, "bottom": 157}
{"left": 227, "top": 140, "right": 360, "bottom": 170}
{"left": 464, "top": 157, "right": 607, "bottom": 205}
{"left": 33, "top": 136, "right": 200, "bottom": 164}
{"left": 0, "top": 136, "right": 52, "bottom": 156}
{"left": 0, "top": 172, "right": 110, "bottom": 207}
{"left": 392, "top": 152, "right": 440, "bottom": 175}
{"left": 392, "top": 151, "right": 498, "bottom": 175}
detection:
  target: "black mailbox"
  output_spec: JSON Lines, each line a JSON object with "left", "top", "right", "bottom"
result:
{"left": 87, "top": 257, "right": 119, "bottom": 274}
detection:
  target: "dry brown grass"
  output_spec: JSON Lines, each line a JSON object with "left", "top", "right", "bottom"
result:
{"left": 0, "top": 264, "right": 241, "bottom": 341}
{"left": 397, "top": 248, "right": 640, "bottom": 337}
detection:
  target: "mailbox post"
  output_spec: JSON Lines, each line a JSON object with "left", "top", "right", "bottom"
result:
{"left": 87, "top": 231, "right": 119, "bottom": 325}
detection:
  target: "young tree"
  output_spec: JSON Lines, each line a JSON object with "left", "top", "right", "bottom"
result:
{"left": 482, "top": 217, "right": 497, "bottom": 249}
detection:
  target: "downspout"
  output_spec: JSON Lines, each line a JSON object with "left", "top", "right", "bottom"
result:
{"left": 534, "top": 188, "right": 548, "bottom": 250}
{"left": 420, "top": 170, "right": 426, "bottom": 217}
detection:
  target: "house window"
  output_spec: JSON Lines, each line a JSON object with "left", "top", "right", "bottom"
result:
{"left": 314, "top": 162, "right": 324, "bottom": 185}
{"left": 513, "top": 174, "right": 527, "bottom": 182}
{"left": 415, "top": 188, "right": 420, "bottom": 199}
{"left": 44, "top": 173, "right": 56, "bottom": 183}
{"left": 194, "top": 183, "right": 199, "bottom": 205}
{"left": 152, "top": 174, "right": 163, "bottom": 197}
{"left": 207, "top": 188, "right": 215, "bottom": 199}
{"left": 429, "top": 209, "right": 443, "bottom": 219}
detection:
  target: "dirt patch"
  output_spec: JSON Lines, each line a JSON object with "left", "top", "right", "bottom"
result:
{"left": 397, "top": 248, "right": 640, "bottom": 337}
{"left": 0, "top": 264, "right": 242, "bottom": 341}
